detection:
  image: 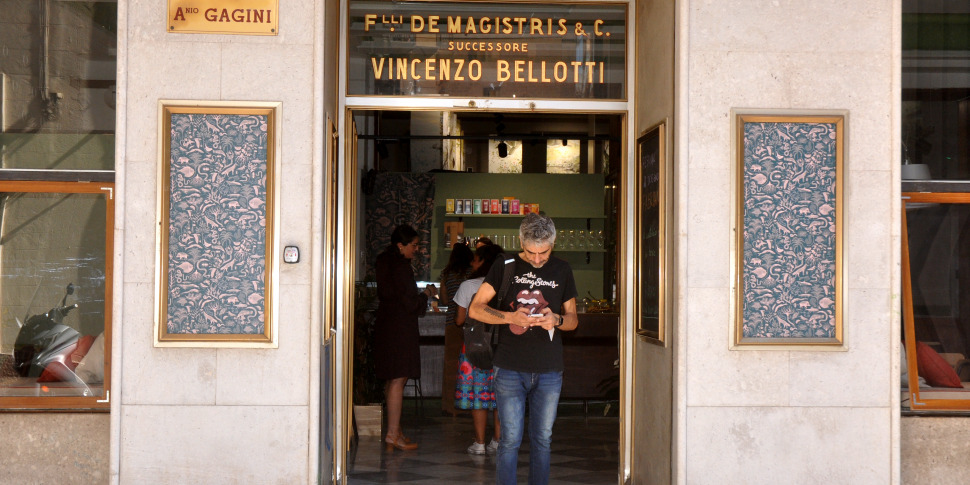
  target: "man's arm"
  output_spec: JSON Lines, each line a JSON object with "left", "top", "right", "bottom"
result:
{"left": 468, "top": 281, "right": 533, "bottom": 329}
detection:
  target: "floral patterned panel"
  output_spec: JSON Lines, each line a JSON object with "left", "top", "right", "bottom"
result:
{"left": 363, "top": 172, "right": 435, "bottom": 281}
{"left": 167, "top": 113, "right": 268, "bottom": 335}
{"left": 742, "top": 121, "right": 838, "bottom": 339}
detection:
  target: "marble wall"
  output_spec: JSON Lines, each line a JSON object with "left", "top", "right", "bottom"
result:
{"left": 679, "top": 0, "right": 898, "bottom": 483}
{"left": 114, "top": 0, "right": 321, "bottom": 482}
{"left": 902, "top": 417, "right": 970, "bottom": 483}
{"left": 0, "top": 414, "right": 109, "bottom": 483}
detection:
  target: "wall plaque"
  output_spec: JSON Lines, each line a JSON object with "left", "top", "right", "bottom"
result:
{"left": 347, "top": 1, "right": 627, "bottom": 99}
{"left": 168, "top": 0, "right": 279, "bottom": 35}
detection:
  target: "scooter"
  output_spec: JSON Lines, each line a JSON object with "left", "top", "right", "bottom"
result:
{"left": 13, "top": 283, "right": 92, "bottom": 395}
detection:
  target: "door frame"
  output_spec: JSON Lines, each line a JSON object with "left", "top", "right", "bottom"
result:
{"left": 332, "top": 103, "right": 635, "bottom": 484}
{"left": 331, "top": 1, "right": 638, "bottom": 482}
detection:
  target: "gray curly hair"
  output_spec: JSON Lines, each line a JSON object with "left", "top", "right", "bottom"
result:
{"left": 519, "top": 213, "right": 557, "bottom": 246}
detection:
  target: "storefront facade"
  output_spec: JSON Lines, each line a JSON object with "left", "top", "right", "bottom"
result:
{"left": 3, "top": 0, "right": 953, "bottom": 483}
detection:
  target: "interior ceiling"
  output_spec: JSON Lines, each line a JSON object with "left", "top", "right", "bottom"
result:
{"left": 360, "top": 110, "right": 617, "bottom": 138}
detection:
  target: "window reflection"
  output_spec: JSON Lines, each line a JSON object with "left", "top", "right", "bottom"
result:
{"left": 0, "top": 0, "right": 117, "bottom": 171}
{"left": 0, "top": 192, "right": 108, "bottom": 398}
{"left": 901, "top": 1, "right": 970, "bottom": 180}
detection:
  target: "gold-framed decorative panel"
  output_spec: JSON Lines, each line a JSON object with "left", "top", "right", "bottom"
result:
{"left": 733, "top": 113, "right": 844, "bottom": 347}
{"left": 155, "top": 101, "right": 281, "bottom": 347}
{"left": 634, "top": 120, "right": 667, "bottom": 344}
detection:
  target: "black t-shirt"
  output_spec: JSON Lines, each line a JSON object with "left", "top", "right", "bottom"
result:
{"left": 484, "top": 253, "right": 578, "bottom": 373}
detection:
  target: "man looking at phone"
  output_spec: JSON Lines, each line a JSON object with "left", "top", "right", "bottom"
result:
{"left": 468, "top": 213, "right": 579, "bottom": 485}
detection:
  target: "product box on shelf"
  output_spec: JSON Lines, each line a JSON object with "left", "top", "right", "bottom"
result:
{"left": 446, "top": 199, "right": 455, "bottom": 214}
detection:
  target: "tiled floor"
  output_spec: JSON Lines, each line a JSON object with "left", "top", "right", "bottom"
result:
{"left": 347, "top": 401, "right": 620, "bottom": 484}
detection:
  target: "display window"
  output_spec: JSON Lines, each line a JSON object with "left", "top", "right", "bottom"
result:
{"left": 902, "top": 193, "right": 970, "bottom": 410}
{"left": 899, "top": 1, "right": 970, "bottom": 412}
{"left": 0, "top": 0, "right": 116, "bottom": 409}
{"left": 0, "top": 182, "right": 113, "bottom": 409}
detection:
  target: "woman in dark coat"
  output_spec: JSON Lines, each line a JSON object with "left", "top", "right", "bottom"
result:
{"left": 374, "top": 224, "right": 437, "bottom": 450}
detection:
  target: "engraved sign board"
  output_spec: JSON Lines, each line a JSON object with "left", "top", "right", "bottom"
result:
{"left": 168, "top": 0, "right": 279, "bottom": 35}
{"left": 347, "top": 1, "right": 627, "bottom": 99}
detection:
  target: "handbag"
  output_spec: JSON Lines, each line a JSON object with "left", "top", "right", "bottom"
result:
{"left": 463, "top": 255, "right": 515, "bottom": 370}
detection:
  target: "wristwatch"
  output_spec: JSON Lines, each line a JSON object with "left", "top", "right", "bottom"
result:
{"left": 555, "top": 314, "right": 563, "bottom": 327}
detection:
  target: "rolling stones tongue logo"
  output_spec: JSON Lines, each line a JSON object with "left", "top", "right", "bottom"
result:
{"left": 511, "top": 290, "right": 548, "bottom": 335}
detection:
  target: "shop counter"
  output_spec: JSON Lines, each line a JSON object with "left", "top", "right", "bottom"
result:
{"left": 414, "top": 312, "right": 619, "bottom": 404}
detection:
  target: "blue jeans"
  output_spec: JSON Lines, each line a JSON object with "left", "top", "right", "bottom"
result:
{"left": 494, "top": 367, "right": 563, "bottom": 485}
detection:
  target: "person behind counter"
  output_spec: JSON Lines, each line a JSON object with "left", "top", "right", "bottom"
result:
{"left": 474, "top": 236, "right": 493, "bottom": 248}
{"left": 453, "top": 242, "right": 505, "bottom": 455}
{"left": 374, "top": 224, "right": 438, "bottom": 451}
{"left": 468, "top": 213, "right": 579, "bottom": 485}
{"left": 438, "top": 242, "right": 474, "bottom": 413}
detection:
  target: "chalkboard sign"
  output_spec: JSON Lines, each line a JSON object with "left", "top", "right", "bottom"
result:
{"left": 636, "top": 122, "right": 665, "bottom": 344}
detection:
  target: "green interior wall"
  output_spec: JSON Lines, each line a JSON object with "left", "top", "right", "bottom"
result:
{"left": 431, "top": 173, "right": 608, "bottom": 300}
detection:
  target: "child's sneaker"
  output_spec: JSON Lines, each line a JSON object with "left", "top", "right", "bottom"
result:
{"left": 486, "top": 439, "right": 499, "bottom": 454}
{"left": 467, "top": 441, "right": 486, "bottom": 455}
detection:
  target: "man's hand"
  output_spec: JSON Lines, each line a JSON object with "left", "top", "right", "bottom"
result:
{"left": 527, "top": 308, "right": 559, "bottom": 331}
{"left": 509, "top": 307, "right": 536, "bottom": 331}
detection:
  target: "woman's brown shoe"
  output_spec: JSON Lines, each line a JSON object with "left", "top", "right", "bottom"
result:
{"left": 385, "top": 433, "right": 418, "bottom": 451}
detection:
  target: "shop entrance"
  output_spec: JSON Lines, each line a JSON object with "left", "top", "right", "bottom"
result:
{"left": 332, "top": 108, "right": 630, "bottom": 483}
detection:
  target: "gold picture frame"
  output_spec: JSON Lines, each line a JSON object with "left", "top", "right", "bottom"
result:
{"left": 155, "top": 101, "right": 281, "bottom": 347}
{"left": 732, "top": 112, "right": 844, "bottom": 347}
{"left": 634, "top": 120, "right": 668, "bottom": 345}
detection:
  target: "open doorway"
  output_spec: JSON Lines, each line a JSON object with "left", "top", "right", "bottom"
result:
{"left": 344, "top": 109, "right": 625, "bottom": 483}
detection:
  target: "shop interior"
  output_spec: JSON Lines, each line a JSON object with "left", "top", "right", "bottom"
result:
{"left": 347, "top": 110, "right": 623, "bottom": 482}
